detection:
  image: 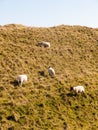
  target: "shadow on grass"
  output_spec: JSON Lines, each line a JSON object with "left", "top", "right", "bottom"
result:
{"left": 67, "top": 92, "right": 76, "bottom": 97}
{"left": 67, "top": 92, "right": 87, "bottom": 98}
{"left": 10, "top": 80, "right": 19, "bottom": 88}
{"left": 0, "top": 86, "right": 5, "bottom": 91}
{"left": 38, "top": 71, "right": 45, "bottom": 76}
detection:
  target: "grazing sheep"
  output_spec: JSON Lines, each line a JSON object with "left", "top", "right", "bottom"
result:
{"left": 37, "top": 41, "right": 50, "bottom": 48}
{"left": 70, "top": 86, "right": 85, "bottom": 94}
{"left": 17, "top": 74, "right": 28, "bottom": 86}
{"left": 48, "top": 66, "right": 55, "bottom": 77}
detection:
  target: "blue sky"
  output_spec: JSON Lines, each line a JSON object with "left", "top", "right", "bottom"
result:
{"left": 0, "top": 0, "right": 98, "bottom": 28}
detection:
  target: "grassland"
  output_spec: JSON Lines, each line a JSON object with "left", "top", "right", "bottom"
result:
{"left": 0, "top": 24, "right": 98, "bottom": 130}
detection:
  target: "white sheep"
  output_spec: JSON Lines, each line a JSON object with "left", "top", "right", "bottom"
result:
{"left": 17, "top": 74, "right": 28, "bottom": 86}
{"left": 70, "top": 86, "right": 85, "bottom": 94}
{"left": 48, "top": 66, "right": 55, "bottom": 77}
{"left": 37, "top": 41, "right": 50, "bottom": 48}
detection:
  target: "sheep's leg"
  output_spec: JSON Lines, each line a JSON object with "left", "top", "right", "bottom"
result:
{"left": 18, "top": 80, "right": 22, "bottom": 86}
{"left": 17, "top": 80, "right": 20, "bottom": 86}
{"left": 20, "top": 80, "right": 23, "bottom": 86}
{"left": 82, "top": 91, "right": 86, "bottom": 97}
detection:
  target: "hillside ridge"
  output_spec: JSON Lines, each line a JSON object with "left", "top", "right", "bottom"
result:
{"left": 0, "top": 24, "right": 98, "bottom": 130}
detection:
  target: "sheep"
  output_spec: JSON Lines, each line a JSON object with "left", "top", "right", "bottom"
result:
{"left": 17, "top": 74, "right": 28, "bottom": 86}
{"left": 70, "top": 85, "right": 85, "bottom": 94}
{"left": 48, "top": 66, "right": 55, "bottom": 77}
{"left": 37, "top": 41, "right": 50, "bottom": 48}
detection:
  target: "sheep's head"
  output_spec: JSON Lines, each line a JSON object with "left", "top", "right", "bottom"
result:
{"left": 70, "top": 87, "right": 73, "bottom": 91}
{"left": 48, "top": 66, "right": 51, "bottom": 69}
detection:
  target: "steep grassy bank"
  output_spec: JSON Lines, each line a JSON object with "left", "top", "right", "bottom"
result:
{"left": 0, "top": 24, "right": 98, "bottom": 130}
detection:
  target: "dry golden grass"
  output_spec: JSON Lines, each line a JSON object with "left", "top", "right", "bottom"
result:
{"left": 0, "top": 24, "right": 98, "bottom": 129}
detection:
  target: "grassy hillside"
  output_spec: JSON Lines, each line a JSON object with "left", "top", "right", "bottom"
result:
{"left": 0, "top": 24, "right": 98, "bottom": 130}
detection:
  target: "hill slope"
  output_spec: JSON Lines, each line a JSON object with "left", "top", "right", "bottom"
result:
{"left": 0, "top": 24, "right": 98, "bottom": 130}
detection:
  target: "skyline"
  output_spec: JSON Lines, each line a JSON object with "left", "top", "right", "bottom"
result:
{"left": 0, "top": 0, "right": 98, "bottom": 28}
